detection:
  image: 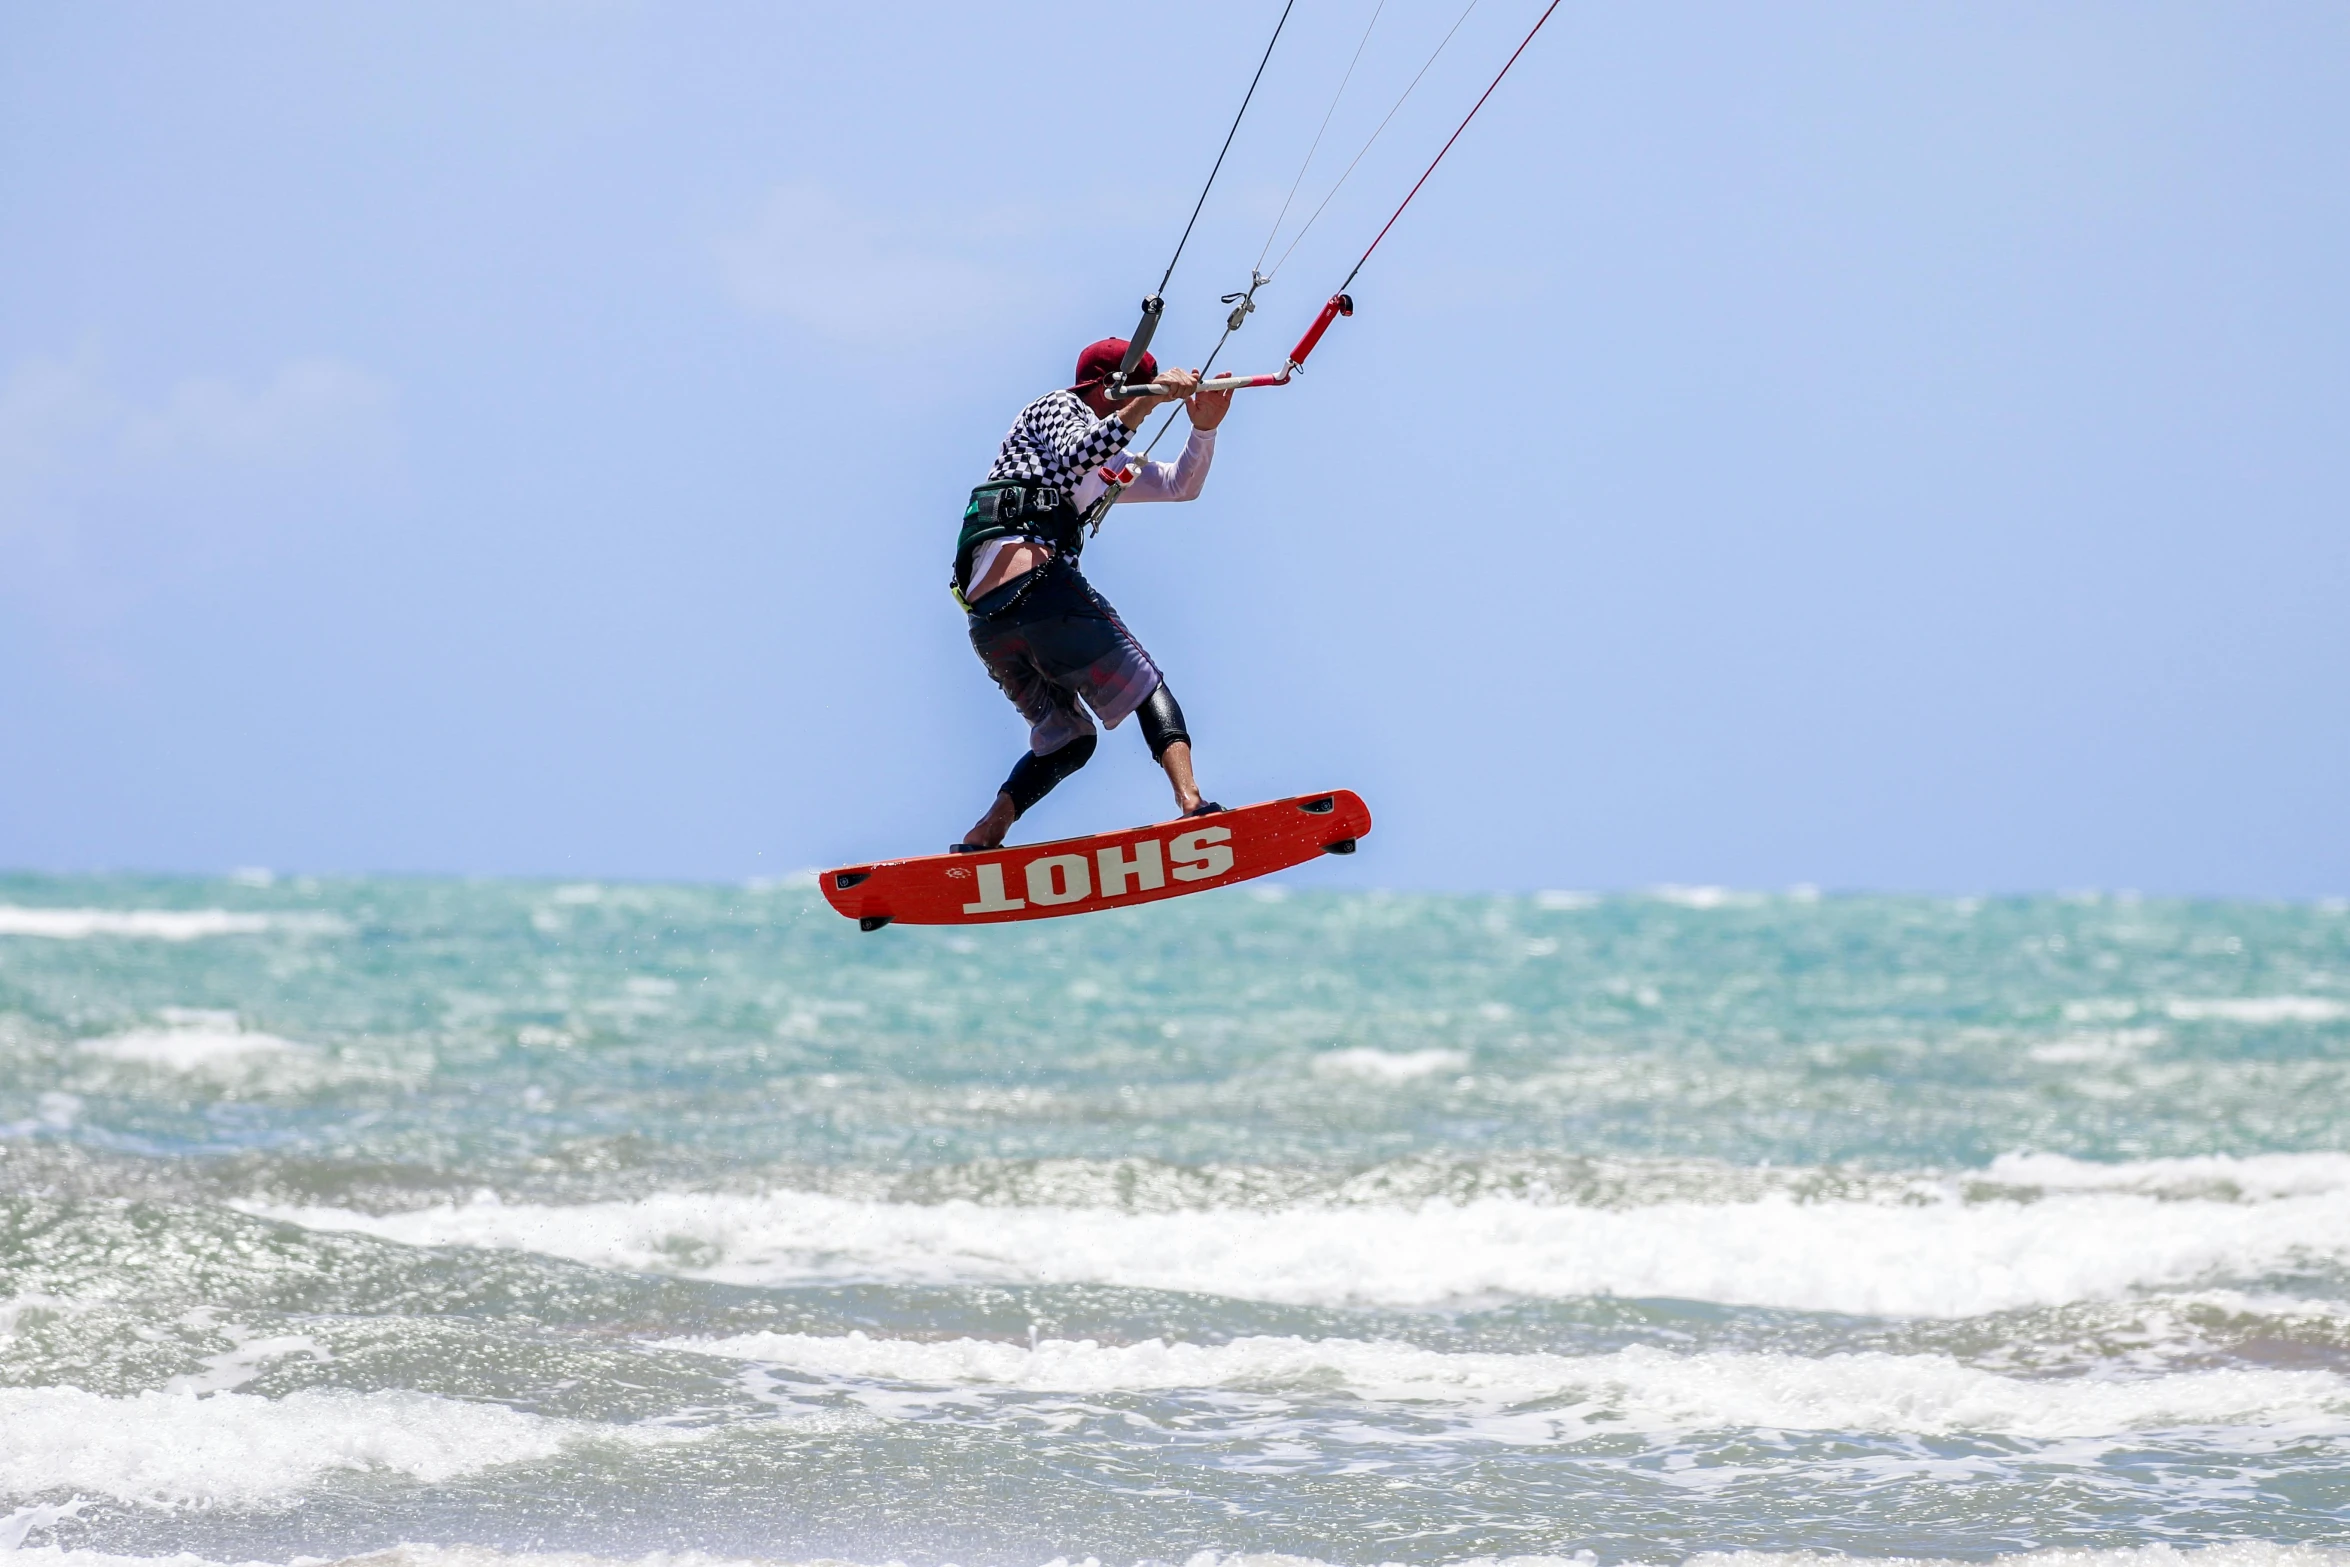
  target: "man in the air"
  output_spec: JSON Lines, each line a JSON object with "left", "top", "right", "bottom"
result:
{"left": 951, "top": 338, "right": 1234, "bottom": 852}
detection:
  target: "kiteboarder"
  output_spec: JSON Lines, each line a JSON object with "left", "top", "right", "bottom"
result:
{"left": 951, "top": 338, "right": 1234, "bottom": 852}
{"left": 822, "top": 0, "right": 1562, "bottom": 928}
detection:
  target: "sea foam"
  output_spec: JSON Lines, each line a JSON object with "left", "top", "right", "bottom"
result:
{"left": 0, "top": 1386, "right": 689, "bottom": 1508}
{"left": 664, "top": 1332, "right": 2350, "bottom": 1438}
{"left": 77, "top": 1027, "right": 315, "bottom": 1076}
{"left": 7, "top": 1538, "right": 2349, "bottom": 1567}
{"left": 1310, "top": 1048, "right": 1469, "bottom": 1082}
{"left": 1984, "top": 1151, "right": 2350, "bottom": 1200}
{"left": 2164, "top": 997, "right": 2349, "bottom": 1025}
{"left": 0, "top": 909, "right": 275, "bottom": 941}
{"left": 1688, "top": 1550, "right": 2350, "bottom": 1567}
{"left": 249, "top": 1153, "right": 2350, "bottom": 1317}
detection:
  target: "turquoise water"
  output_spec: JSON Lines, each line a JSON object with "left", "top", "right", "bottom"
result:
{"left": 2, "top": 874, "right": 2347, "bottom": 1567}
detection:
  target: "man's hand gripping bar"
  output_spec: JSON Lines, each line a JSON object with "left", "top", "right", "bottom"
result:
{"left": 1194, "top": 293, "right": 1353, "bottom": 393}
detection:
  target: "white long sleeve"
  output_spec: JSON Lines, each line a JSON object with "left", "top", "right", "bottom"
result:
{"left": 1071, "top": 426, "right": 1216, "bottom": 510}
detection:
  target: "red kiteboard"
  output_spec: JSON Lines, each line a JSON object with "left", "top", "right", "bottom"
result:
{"left": 820, "top": 790, "right": 1372, "bottom": 930}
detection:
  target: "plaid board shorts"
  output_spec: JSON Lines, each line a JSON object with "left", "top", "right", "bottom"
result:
{"left": 967, "top": 556, "right": 1163, "bottom": 756}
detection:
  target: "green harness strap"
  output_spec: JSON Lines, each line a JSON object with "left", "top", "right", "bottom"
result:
{"left": 952, "top": 480, "right": 1083, "bottom": 611}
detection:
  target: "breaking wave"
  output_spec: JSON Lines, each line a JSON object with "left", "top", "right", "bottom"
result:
{"left": 247, "top": 1153, "right": 2350, "bottom": 1318}
{"left": 0, "top": 1386, "right": 693, "bottom": 1508}
{"left": 665, "top": 1331, "right": 2350, "bottom": 1438}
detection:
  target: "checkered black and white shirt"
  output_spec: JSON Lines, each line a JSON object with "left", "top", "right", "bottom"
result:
{"left": 984, "top": 390, "right": 1134, "bottom": 489}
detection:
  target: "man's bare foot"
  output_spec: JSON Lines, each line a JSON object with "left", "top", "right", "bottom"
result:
{"left": 1157, "top": 741, "right": 1205, "bottom": 816}
{"left": 960, "top": 792, "right": 1017, "bottom": 851}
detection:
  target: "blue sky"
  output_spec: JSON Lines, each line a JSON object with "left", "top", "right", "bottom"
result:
{"left": 3, "top": 2, "right": 2344, "bottom": 895}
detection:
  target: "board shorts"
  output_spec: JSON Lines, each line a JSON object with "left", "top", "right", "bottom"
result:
{"left": 966, "top": 555, "right": 1163, "bottom": 756}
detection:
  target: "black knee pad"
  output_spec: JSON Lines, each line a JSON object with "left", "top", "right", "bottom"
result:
{"left": 1001, "top": 734, "right": 1097, "bottom": 817}
{"left": 1136, "top": 683, "right": 1190, "bottom": 761}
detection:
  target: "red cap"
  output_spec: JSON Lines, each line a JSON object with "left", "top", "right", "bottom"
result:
{"left": 1074, "top": 338, "right": 1156, "bottom": 394}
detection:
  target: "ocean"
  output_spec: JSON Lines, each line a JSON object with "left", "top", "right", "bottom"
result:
{"left": 1, "top": 873, "right": 2346, "bottom": 1567}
